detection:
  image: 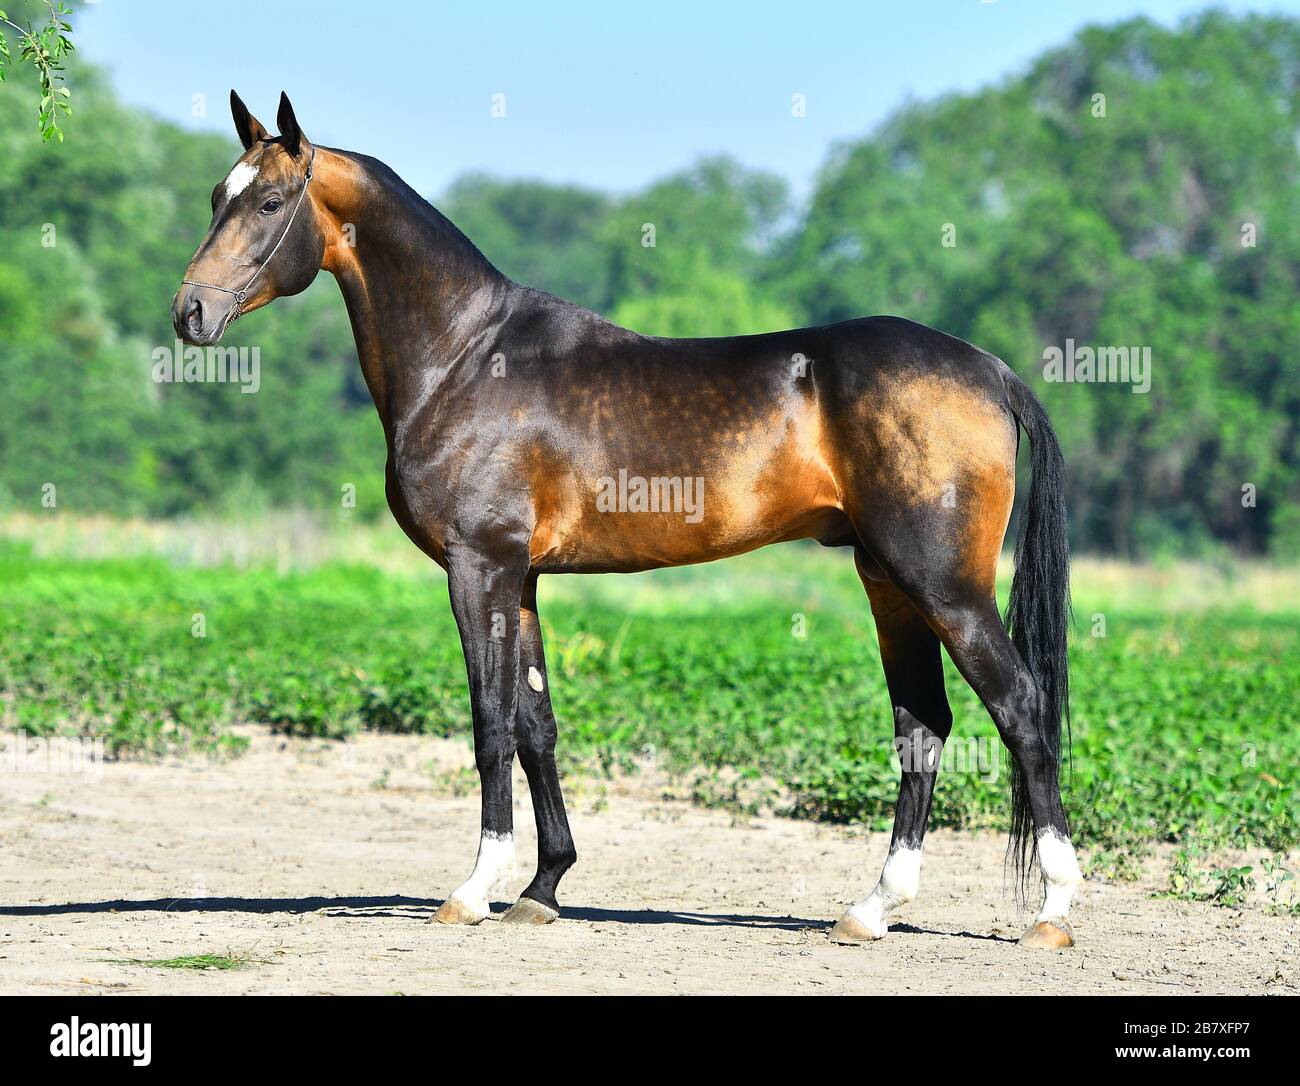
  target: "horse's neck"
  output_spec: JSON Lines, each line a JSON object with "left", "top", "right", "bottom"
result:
{"left": 318, "top": 149, "right": 508, "bottom": 433}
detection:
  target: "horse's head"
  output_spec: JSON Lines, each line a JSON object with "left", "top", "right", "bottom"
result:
{"left": 172, "top": 91, "right": 325, "bottom": 345}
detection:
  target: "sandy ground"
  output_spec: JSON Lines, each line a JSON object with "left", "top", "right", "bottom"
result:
{"left": 1, "top": 729, "right": 1295, "bottom": 995}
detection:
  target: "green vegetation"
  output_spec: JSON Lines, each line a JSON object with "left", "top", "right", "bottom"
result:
{"left": 1159, "top": 846, "right": 1261, "bottom": 907}
{"left": 3, "top": 532, "right": 1295, "bottom": 866}
{"left": 0, "top": 11, "right": 1297, "bottom": 557}
{"left": 1261, "top": 855, "right": 1300, "bottom": 914}
{"left": 1, "top": 11, "right": 1295, "bottom": 888}
{"left": 99, "top": 952, "right": 263, "bottom": 971}
{"left": 0, "top": 0, "right": 75, "bottom": 141}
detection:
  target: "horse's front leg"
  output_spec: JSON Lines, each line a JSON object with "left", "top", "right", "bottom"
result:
{"left": 432, "top": 545, "right": 529, "bottom": 925}
{"left": 501, "top": 573, "right": 577, "bottom": 924}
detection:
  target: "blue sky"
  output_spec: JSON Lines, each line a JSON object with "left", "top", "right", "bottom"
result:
{"left": 76, "top": 0, "right": 1299, "bottom": 198}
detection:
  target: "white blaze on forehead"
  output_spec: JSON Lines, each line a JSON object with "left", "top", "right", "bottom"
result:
{"left": 223, "top": 161, "right": 260, "bottom": 199}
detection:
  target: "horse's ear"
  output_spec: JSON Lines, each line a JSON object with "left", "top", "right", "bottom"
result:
{"left": 230, "top": 90, "right": 269, "bottom": 150}
{"left": 276, "top": 92, "right": 309, "bottom": 158}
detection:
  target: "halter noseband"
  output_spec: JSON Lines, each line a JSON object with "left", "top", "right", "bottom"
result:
{"left": 182, "top": 147, "right": 316, "bottom": 323}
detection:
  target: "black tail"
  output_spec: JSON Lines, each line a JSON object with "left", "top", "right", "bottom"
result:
{"left": 1003, "top": 372, "right": 1072, "bottom": 895}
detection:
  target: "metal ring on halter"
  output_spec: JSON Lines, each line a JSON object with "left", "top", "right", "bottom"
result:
{"left": 181, "top": 147, "right": 316, "bottom": 322}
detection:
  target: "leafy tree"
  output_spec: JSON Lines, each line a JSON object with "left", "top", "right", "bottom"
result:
{"left": 2, "top": 12, "right": 1297, "bottom": 557}
{"left": 442, "top": 175, "right": 614, "bottom": 312}
{"left": 778, "top": 11, "right": 1300, "bottom": 557}
{"left": 0, "top": 0, "right": 74, "bottom": 141}
{"left": 611, "top": 251, "right": 795, "bottom": 338}
{"left": 601, "top": 156, "right": 794, "bottom": 336}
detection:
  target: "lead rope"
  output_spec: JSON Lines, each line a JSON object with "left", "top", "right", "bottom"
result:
{"left": 182, "top": 147, "right": 316, "bottom": 321}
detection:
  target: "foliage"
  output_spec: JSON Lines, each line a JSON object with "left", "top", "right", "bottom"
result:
{"left": 0, "top": 63, "right": 388, "bottom": 519}
{"left": 1, "top": 12, "right": 1297, "bottom": 556}
{"left": 2, "top": 538, "right": 1295, "bottom": 863}
{"left": 0, "top": 0, "right": 73, "bottom": 141}
{"left": 1261, "top": 855, "right": 1299, "bottom": 914}
{"left": 773, "top": 12, "right": 1300, "bottom": 558}
{"left": 1160, "top": 847, "right": 1259, "bottom": 907}
{"left": 99, "top": 952, "right": 264, "bottom": 970}
{"left": 442, "top": 174, "right": 614, "bottom": 311}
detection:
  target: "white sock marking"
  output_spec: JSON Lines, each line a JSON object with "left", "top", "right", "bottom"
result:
{"left": 448, "top": 831, "right": 515, "bottom": 917}
{"left": 845, "top": 846, "right": 922, "bottom": 939}
{"left": 223, "top": 161, "right": 259, "bottom": 199}
{"left": 1037, "top": 829, "right": 1081, "bottom": 922}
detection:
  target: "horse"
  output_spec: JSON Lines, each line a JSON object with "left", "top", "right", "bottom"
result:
{"left": 172, "top": 91, "right": 1081, "bottom": 950}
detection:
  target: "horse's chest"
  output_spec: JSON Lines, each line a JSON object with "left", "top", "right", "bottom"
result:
{"left": 384, "top": 456, "right": 450, "bottom": 568}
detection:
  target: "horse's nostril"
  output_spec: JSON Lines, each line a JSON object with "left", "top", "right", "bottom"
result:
{"left": 185, "top": 297, "right": 203, "bottom": 332}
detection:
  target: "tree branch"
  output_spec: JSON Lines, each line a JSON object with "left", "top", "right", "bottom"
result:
{"left": 0, "top": 1, "right": 75, "bottom": 142}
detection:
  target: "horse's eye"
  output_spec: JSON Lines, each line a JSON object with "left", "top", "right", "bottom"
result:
{"left": 260, "top": 198, "right": 283, "bottom": 215}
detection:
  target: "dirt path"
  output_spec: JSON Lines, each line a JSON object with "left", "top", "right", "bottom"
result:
{"left": 1, "top": 729, "right": 1295, "bottom": 995}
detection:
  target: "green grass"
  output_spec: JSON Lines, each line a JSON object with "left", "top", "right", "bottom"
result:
{"left": 2, "top": 535, "right": 1296, "bottom": 866}
{"left": 99, "top": 953, "right": 258, "bottom": 971}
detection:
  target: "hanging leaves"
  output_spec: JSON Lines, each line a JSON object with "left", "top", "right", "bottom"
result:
{"left": 0, "top": 1, "right": 75, "bottom": 142}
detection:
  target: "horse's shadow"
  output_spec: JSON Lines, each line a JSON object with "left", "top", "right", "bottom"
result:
{"left": 0, "top": 896, "right": 1014, "bottom": 940}
{"left": 0, "top": 895, "right": 822, "bottom": 930}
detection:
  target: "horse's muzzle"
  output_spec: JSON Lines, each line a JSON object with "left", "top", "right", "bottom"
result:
{"left": 171, "top": 284, "right": 235, "bottom": 346}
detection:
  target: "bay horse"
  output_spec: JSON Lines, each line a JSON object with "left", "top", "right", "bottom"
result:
{"left": 173, "top": 92, "right": 1081, "bottom": 950}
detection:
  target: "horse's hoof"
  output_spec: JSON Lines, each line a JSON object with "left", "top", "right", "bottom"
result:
{"left": 828, "top": 913, "right": 885, "bottom": 945}
{"left": 431, "top": 898, "right": 487, "bottom": 925}
{"left": 1019, "top": 918, "right": 1075, "bottom": 949}
{"left": 501, "top": 897, "right": 560, "bottom": 925}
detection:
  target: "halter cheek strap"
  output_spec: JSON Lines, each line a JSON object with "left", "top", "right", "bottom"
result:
{"left": 182, "top": 147, "right": 316, "bottom": 322}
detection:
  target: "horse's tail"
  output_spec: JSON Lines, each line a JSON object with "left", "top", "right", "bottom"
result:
{"left": 1002, "top": 370, "right": 1071, "bottom": 895}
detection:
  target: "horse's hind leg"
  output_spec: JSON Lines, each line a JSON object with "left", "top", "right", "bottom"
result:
{"left": 923, "top": 596, "right": 1081, "bottom": 947}
{"left": 501, "top": 574, "right": 577, "bottom": 924}
{"left": 830, "top": 559, "right": 953, "bottom": 944}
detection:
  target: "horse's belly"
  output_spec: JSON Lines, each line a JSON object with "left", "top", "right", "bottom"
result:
{"left": 528, "top": 416, "right": 846, "bottom": 572}
{"left": 531, "top": 504, "right": 849, "bottom": 573}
